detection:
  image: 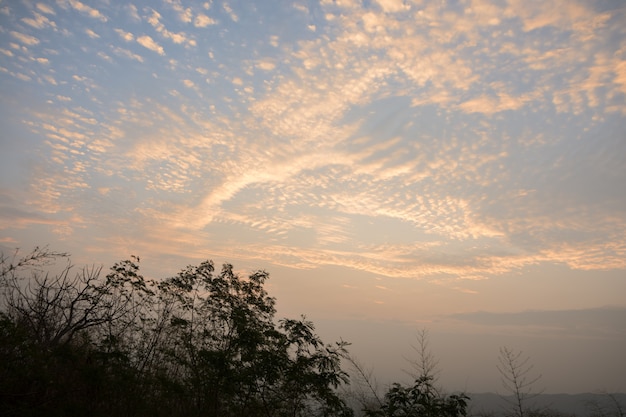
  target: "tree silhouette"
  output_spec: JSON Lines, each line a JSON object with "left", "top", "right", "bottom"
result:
{"left": 404, "top": 329, "right": 441, "bottom": 387}
{"left": 497, "top": 346, "right": 544, "bottom": 417}
{"left": 366, "top": 376, "right": 469, "bottom": 417}
{"left": 0, "top": 247, "right": 353, "bottom": 417}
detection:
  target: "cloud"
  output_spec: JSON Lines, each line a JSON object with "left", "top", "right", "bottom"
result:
{"left": 114, "top": 28, "right": 134, "bottom": 42}
{"left": 320, "top": 0, "right": 360, "bottom": 9}
{"left": 194, "top": 14, "right": 216, "bottom": 27}
{"left": 163, "top": 0, "right": 193, "bottom": 23}
{"left": 374, "top": 0, "right": 410, "bottom": 13}
{"left": 64, "top": 0, "right": 107, "bottom": 22}
{"left": 97, "top": 51, "right": 112, "bottom": 62}
{"left": 256, "top": 59, "right": 275, "bottom": 71}
{"left": 21, "top": 13, "right": 56, "bottom": 29}
{"left": 12, "top": 72, "right": 31, "bottom": 82}
{"left": 448, "top": 307, "right": 626, "bottom": 339}
{"left": 125, "top": 4, "right": 140, "bottom": 22}
{"left": 36, "top": 3, "right": 55, "bottom": 15}
{"left": 10, "top": 31, "right": 40, "bottom": 46}
{"left": 137, "top": 35, "right": 165, "bottom": 55}
{"left": 112, "top": 46, "right": 144, "bottom": 62}
{"left": 5, "top": 0, "right": 625, "bottom": 288}
{"left": 508, "top": 0, "right": 589, "bottom": 33}
{"left": 166, "top": 32, "right": 187, "bottom": 44}
{"left": 613, "top": 59, "right": 626, "bottom": 96}
{"left": 458, "top": 92, "right": 529, "bottom": 115}
{"left": 147, "top": 9, "right": 193, "bottom": 46}
{"left": 0, "top": 197, "right": 72, "bottom": 231}
{"left": 85, "top": 29, "right": 99, "bottom": 39}
{"left": 223, "top": 3, "right": 238, "bottom": 22}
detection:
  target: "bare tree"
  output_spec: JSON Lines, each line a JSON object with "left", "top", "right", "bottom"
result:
{"left": 586, "top": 392, "right": 626, "bottom": 417}
{"left": 342, "top": 328, "right": 441, "bottom": 416}
{"left": 342, "top": 352, "right": 384, "bottom": 416}
{"left": 497, "top": 346, "right": 544, "bottom": 417}
{"left": 0, "top": 248, "right": 156, "bottom": 351}
{"left": 606, "top": 393, "right": 626, "bottom": 417}
{"left": 404, "top": 328, "right": 440, "bottom": 384}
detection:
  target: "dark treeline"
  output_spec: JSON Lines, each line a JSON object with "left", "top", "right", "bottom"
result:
{"left": 0, "top": 247, "right": 469, "bottom": 417}
{"left": 0, "top": 247, "right": 621, "bottom": 417}
{"left": 0, "top": 248, "right": 351, "bottom": 416}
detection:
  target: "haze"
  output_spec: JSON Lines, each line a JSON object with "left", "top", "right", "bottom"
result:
{"left": 1, "top": 0, "right": 625, "bottom": 394}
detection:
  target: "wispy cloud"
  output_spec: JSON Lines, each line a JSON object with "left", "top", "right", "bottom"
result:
{"left": 35, "top": 3, "right": 55, "bottom": 15}
{"left": 448, "top": 307, "right": 626, "bottom": 339}
{"left": 136, "top": 35, "right": 164, "bottom": 55}
{"left": 10, "top": 31, "right": 40, "bottom": 46}
{"left": 84, "top": 28, "right": 99, "bottom": 39}
{"left": 146, "top": 9, "right": 194, "bottom": 46}
{"left": 114, "top": 28, "right": 134, "bottom": 42}
{"left": 112, "top": 46, "right": 144, "bottom": 62}
{"left": 125, "top": 4, "right": 140, "bottom": 22}
{"left": 162, "top": 0, "right": 194, "bottom": 23}
{"left": 222, "top": 3, "right": 238, "bottom": 22}
{"left": 21, "top": 12, "right": 57, "bottom": 29}
{"left": 61, "top": 0, "right": 107, "bottom": 22}
{"left": 1, "top": 0, "right": 624, "bottom": 288}
{"left": 373, "top": 0, "right": 410, "bottom": 13}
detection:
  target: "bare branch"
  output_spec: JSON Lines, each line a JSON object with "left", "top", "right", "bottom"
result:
{"left": 497, "top": 346, "right": 544, "bottom": 417}
{"left": 342, "top": 352, "right": 384, "bottom": 412}
{"left": 403, "top": 328, "right": 440, "bottom": 384}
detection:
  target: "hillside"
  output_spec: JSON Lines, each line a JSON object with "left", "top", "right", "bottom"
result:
{"left": 468, "top": 393, "right": 626, "bottom": 417}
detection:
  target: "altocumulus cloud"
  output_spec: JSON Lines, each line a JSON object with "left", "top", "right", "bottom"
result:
{"left": 136, "top": 35, "right": 164, "bottom": 55}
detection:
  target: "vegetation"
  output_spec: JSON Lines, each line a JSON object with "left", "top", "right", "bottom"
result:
{"left": 497, "top": 347, "right": 543, "bottom": 417}
{"left": 586, "top": 392, "right": 626, "bottom": 417}
{"left": 3, "top": 247, "right": 622, "bottom": 417}
{"left": 365, "top": 376, "right": 469, "bottom": 417}
{"left": 0, "top": 247, "right": 352, "bottom": 417}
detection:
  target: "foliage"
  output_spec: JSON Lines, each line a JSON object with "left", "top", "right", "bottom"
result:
{"left": 0, "top": 247, "right": 353, "bottom": 417}
{"left": 365, "top": 376, "right": 469, "bottom": 417}
{"left": 343, "top": 328, "right": 468, "bottom": 417}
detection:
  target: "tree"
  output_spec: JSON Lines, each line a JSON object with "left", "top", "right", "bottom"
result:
{"left": 404, "top": 329, "right": 441, "bottom": 388}
{"left": 153, "top": 260, "right": 353, "bottom": 417}
{"left": 354, "top": 329, "right": 468, "bottom": 417}
{"left": 497, "top": 347, "right": 543, "bottom": 417}
{"left": 366, "top": 376, "right": 469, "bottom": 417}
{"left": 0, "top": 247, "right": 354, "bottom": 417}
{"left": 342, "top": 352, "right": 384, "bottom": 415}
{"left": 586, "top": 392, "right": 626, "bottom": 417}
{"left": 0, "top": 248, "right": 161, "bottom": 416}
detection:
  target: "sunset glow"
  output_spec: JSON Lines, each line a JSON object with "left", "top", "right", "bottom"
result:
{"left": 1, "top": 0, "right": 625, "bottom": 393}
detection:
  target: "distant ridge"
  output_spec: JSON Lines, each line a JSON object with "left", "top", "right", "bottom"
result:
{"left": 467, "top": 392, "right": 626, "bottom": 417}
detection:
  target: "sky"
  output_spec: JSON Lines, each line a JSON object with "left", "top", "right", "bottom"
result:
{"left": 1, "top": 0, "right": 625, "bottom": 394}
